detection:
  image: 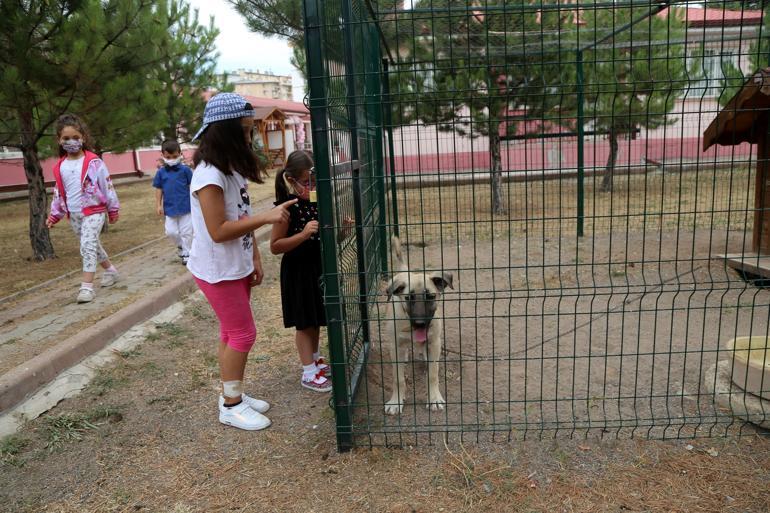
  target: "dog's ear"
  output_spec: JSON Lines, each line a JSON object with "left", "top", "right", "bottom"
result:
{"left": 430, "top": 272, "right": 454, "bottom": 292}
{"left": 386, "top": 277, "right": 407, "bottom": 299}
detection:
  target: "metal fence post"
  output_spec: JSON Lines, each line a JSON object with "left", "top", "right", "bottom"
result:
{"left": 576, "top": 49, "right": 585, "bottom": 238}
{"left": 382, "top": 58, "right": 400, "bottom": 239}
{"left": 303, "top": 0, "right": 352, "bottom": 451}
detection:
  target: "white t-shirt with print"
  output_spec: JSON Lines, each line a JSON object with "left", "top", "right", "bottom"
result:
{"left": 60, "top": 156, "right": 85, "bottom": 213}
{"left": 187, "top": 162, "right": 254, "bottom": 283}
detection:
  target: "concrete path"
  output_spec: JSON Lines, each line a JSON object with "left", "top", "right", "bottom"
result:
{"left": 0, "top": 240, "right": 188, "bottom": 376}
{"left": 0, "top": 221, "right": 273, "bottom": 417}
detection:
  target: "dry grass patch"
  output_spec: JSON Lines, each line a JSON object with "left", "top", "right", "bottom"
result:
{"left": 394, "top": 168, "right": 755, "bottom": 243}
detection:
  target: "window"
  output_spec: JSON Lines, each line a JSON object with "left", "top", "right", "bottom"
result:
{"left": 691, "top": 48, "right": 738, "bottom": 98}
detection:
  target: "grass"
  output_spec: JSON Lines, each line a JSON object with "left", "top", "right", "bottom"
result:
{"left": 394, "top": 167, "right": 755, "bottom": 243}
{"left": 146, "top": 321, "right": 190, "bottom": 348}
{"left": 0, "top": 175, "right": 276, "bottom": 298}
{"left": 89, "top": 370, "right": 128, "bottom": 397}
{"left": 1, "top": 434, "right": 29, "bottom": 467}
{"left": 42, "top": 405, "right": 123, "bottom": 452}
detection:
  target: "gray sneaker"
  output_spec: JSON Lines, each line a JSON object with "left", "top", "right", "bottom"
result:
{"left": 77, "top": 287, "right": 95, "bottom": 303}
{"left": 101, "top": 271, "right": 119, "bottom": 287}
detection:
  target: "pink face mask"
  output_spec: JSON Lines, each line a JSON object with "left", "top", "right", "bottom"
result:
{"left": 62, "top": 140, "right": 82, "bottom": 154}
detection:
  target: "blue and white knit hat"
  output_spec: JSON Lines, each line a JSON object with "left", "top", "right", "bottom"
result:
{"left": 193, "top": 92, "right": 255, "bottom": 141}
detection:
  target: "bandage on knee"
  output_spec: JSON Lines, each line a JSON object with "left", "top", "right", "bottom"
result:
{"left": 222, "top": 380, "right": 243, "bottom": 398}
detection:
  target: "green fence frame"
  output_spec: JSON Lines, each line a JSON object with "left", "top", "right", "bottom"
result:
{"left": 304, "top": 0, "right": 770, "bottom": 450}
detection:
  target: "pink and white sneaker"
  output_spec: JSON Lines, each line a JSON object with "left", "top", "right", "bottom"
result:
{"left": 315, "top": 357, "right": 332, "bottom": 377}
{"left": 301, "top": 372, "right": 332, "bottom": 392}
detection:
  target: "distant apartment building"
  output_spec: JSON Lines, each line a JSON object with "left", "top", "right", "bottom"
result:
{"left": 224, "top": 69, "right": 294, "bottom": 101}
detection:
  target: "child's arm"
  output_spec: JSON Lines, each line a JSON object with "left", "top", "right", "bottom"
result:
{"left": 155, "top": 189, "right": 164, "bottom": 216}
{"left": 95, "top": 160, "right": 120, "bottom": 223}
{"left": 197, "top": 185, "right": 296, "bottom": 243}
{"left": 46, "top": 187, "right": 66, "bottom": 228}
{"left": 270, "top": 217, "right": 318, "bottom": 255}
{"left": 250, "top": 234, "right": 264, "bottom": 287}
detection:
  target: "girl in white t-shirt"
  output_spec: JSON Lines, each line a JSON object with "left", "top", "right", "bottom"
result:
{"left": 188, "top": 93, "right": 296, "bottom": 432}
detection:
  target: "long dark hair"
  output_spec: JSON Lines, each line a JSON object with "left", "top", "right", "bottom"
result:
{"left": 275, "top": 150, "right": 314, "bottom": 203}
{"left": 192, "top": 115, "right": 266, "bottom": 183}
{"left": 55, "top": 113, "right": 94, "bottom": 158}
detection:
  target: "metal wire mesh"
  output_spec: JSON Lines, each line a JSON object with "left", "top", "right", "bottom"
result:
{"left": 303, "top": 0, "right": 770, "bottom": 450}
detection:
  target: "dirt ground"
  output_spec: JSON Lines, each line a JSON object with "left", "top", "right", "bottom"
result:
{"left": 2, "top": 248, "right": 769, "bottom": 513}
{"left": 0, "top": 177, "right": 276, "bottom": 298}
{"left": 357, "top": 228, "right": 769, "bottom": 443}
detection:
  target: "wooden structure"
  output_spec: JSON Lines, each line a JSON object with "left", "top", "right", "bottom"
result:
{"left": 253, "top": 107, "right": 287, "bottom": 167}
{"left": 703, "top": 67, "right": 770, "bottom": 279}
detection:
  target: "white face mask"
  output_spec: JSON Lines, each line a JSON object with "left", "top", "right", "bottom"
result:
{"left": 164, "top": 157, "right": 181, "bottom": 166}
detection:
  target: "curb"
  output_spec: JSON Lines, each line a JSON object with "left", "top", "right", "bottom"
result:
{"left": 0, "top": 225, "right": 273, "bottom": 414}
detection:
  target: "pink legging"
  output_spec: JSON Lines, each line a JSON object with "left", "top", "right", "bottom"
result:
{"left": 194, "top": 276, "right": 256, "bottom": 352}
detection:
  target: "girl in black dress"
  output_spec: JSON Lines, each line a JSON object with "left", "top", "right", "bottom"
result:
{"left": 270, "top": 151, "right": 332, "bottom": 392}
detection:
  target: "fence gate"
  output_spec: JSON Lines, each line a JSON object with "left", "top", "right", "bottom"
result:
{"left": 304, "top": 0, "right": 770, "bottom": 450}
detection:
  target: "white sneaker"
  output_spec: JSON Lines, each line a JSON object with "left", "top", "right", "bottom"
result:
{"left": 218, "top": 394, "right": 270, "bottom": 414}
{"left": 218, "top": 401, "right": 271, "bottom": 431}
{"left": 76, "top": 287, "right": 95, "bottom": 303}
{"left": 101, "top": 271, "right": 119, "bottom": 287}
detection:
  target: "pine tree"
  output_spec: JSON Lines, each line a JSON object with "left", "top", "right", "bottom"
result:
{"left": 156, "top": 0, "right": 228, "bottom": 143}
{"left": 398, "top": 0, "right": 565, "bottom": 214}
{"left": 0, "top": 1, "right": 231, "bottom": 262}
{"left": 573, "top": 5, "right": 690, "bottom": 192}
{"left": 227, "top": 0, "right": 305, "bottom": 45}
{"left": 0, "top": 1, "right": 168, "bottom": 260}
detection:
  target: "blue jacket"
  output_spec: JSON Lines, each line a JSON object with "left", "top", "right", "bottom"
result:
{"left": 153, "top": 164, "right": 193, "bottom": 217}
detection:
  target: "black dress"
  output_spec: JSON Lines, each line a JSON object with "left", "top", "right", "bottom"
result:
{"left": 278, "top": 195, "right": 327, "bottom": 330}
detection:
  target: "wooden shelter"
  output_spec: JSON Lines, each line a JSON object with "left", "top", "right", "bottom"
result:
{"left": 703, "top": 67, "right": 770, "bottom": 279}
{"left": 253, "top": 107, "right": 287, "bottom": 167}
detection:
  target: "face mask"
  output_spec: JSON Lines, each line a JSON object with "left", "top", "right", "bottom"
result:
{"left": 61, "top": 139, "right": 82, "bottom": 154}
{"left": 164, "top": 157, "right": 182, "bottom": 166}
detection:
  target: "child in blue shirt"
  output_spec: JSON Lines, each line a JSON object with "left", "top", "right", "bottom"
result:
{"left": 153, "top": 139, "right": 194, "bottom": 263}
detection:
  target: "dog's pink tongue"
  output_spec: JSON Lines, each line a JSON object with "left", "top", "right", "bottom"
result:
{"left": 413, "top": 327, "right": 428, "bottom": 343}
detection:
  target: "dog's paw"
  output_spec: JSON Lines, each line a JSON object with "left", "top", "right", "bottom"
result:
{"left": 384, "top": 400, "right": 404, "bottom": 415}
{"left": 426, "top": 395, "right": 445, "bottom": 411}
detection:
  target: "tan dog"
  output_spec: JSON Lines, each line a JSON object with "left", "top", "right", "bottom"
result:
{"left": 384, "top": 236, "right": 453, "bottom": 415}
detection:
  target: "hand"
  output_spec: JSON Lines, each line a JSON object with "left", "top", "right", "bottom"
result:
{"left": 156, "top": 205, "right": 164, "bottom": 216}
{"left": 46, "top": 217, "right": 55, "bottom": 229}
{"left": 338, "top": 216, "right": 354, "bottom": 241}
{"left": 250, "top": 258, "right": 264, "bottom": 287}
{"left": 302, "top": 220, "right": 319, "bottom": 239}
{"left": 108, "top": 212, "right": 119, "bottom": 224}
{"left": 263, "top": 198, "right": 298, "bottom": 225}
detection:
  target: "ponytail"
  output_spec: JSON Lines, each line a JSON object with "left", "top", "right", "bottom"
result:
{"left": 275, "top": 168, "right": 290, "bottom": 203}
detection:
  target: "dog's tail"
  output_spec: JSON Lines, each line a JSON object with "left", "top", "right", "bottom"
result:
{"left": 391, "top": 235, "right": 408, "bottom": 272}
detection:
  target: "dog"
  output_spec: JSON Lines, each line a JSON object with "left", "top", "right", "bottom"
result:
{"left": 383, "top": 236, "right": 453, "bottom": 415}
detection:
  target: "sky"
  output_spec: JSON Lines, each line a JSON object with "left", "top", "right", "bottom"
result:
{"left": 186, "top": 0, "right": 305, "bottom": 102}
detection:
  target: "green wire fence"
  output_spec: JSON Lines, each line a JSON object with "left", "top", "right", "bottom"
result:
{"left": 303, "top": 0, "right": 770, "bottom": 450}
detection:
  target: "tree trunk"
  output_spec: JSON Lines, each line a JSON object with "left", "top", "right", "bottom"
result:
{"left": 489, "top": 130, "right": 506, "bottom": 214}
{"left": 20, "top": 112, "right": 56, "bottom": 260}
{"left": 600, "top": 128, "right": 619, "bottom": 193}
